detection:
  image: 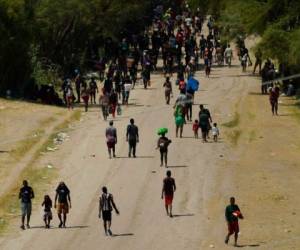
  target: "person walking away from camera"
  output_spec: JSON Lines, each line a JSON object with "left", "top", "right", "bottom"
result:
{"left": 42, "top": 195, "right": 52, "bottom": 229}
{"left": 199, "top": 104, "right": 212, "bottom": 137}
{"left": 126, "top": 119, "right": 139, "bottom": 158}
{"left": 253, "top": 48, "right": 262, "bottom": 75}
{"left": 109, "top": 89, "right": 118, "bottom": 118}
{"left": 89, "top": 77, "right": 99, "bottom": 104}
{"left": 193, "top": 119, "right": 199, "bottom": 138}
{"left": 19, "top": 180, "right": 34, "bottom": 230}
{"left": 161, "top": 170, "right": 176, "bottom": 217}
{"left": 269, "top": 85, "right": 280, "bottom": 116}
{"left": 163, "top": 77, "right": 173, "bottom": 105}
{"left": 212, "top": 123, "right": 220, "bottom": 142}
{"left": 54, "top": 182, "right": 71, "bottom": 228}
{"left": 106, "top": 121, "right": 117, "bottom": 159}
{"left": 225, "top": 197, "right": 244, "bottom": 247}
{"left": 99, "top": 93, "right": 110, "bottom": 120}
{"left": 157, "top": 133, "right": 172, "bottom": 167}
{"left": 99, "top": 186, "right": 119, "bottom": 236}
{"left": 174, "top": 104, "right": 185, "bottom": 138}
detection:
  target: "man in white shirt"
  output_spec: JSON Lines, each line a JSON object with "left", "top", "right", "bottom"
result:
{"left": 224, "top": 45, "right": 233, "bottom": 67}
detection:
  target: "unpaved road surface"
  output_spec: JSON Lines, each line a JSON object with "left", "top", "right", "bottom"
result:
{"left": 1, "top": 49, "right": 300, "bottom": 249}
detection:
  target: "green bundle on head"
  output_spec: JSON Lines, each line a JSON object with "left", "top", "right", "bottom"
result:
{"left": 157, "top": 127, "right": 168, "bottom": 135}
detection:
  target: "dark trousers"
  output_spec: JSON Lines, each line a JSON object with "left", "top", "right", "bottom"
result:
{"left": 128, "top": 140, "right": 137, "bottom": 157}
{"left": 160, "top": 149, "right": 168, "bottom": 165}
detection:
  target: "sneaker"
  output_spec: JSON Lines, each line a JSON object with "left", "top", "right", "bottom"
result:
{"left": 59, "top": 222, "right": 63, "bottom": 228}
{"left": 107, "top": 229, "right": 113, "bottom": 236}
{"left": 20, "top": 225, "right": 25, "bottom": 230}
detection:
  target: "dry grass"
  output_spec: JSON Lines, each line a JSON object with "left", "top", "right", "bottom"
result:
{"left": 0, "top": 110, "right": 81, "bottom": 233}
{"left": 222, "top": 112, "right": 240, "bottom": 128}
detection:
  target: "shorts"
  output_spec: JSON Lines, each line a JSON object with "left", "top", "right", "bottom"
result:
{"left": 228, "top": 221, "right": 239, "bottom": 234}
{"left": 175, "top": 116, "right": 184, "bottom": 127}
{"left": 43, "top": 211, "right": 53, "bottom": 220}
{"left": 165, "top": 195, "right": 173, "bottom": 206}
{"left": 102, "top": 210, "right": 112, "bottom": 221}
{"left": 107, "top": 141, "right": 116, "bottom": 149}
{"left": 57, "top": 203, "right": 69, "bottom": 214}
{"left": 21, "top": 202, "right": 32, "bottom": 217}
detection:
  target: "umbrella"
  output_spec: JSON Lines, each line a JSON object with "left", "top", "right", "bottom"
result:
{"left": 187, "top": 77, "right": 199, "bottom": 92}
{"left": 157, "top": 127, "right": 168, "bottom": 135}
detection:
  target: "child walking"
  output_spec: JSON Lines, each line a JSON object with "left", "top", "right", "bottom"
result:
{"left": 212, "top": 123, "right": 220, "bottom": 142}
{"left": 41, "top": 195, "right": 53, "bottom": 228}
{"left": 193, "top": 120, "right": 199, "bottom": 139}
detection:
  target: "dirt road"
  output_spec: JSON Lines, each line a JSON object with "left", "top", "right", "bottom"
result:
{"left": 1, "top": 46, "right": 300, "bottom": 249}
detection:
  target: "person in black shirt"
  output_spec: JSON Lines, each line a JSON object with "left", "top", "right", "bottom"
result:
{"left": 19, "top": 180, "right": 34, "bottom": 230}
{"left": 126, "top": 119, "right": 139, "bottom": 158}
{"left": 161, "top": 171, "right": 176, "bottom": 217}
{"left": 54, "top": 182, "right": 71, "bottom": 228}
{"left": 225, "top": 197, "right": 244, "bottom": 246}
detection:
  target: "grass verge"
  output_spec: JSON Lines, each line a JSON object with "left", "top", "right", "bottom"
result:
{"left": 222, "top": 112, "right": 240, "bottom": 128}
{"left": 0, "top": 110, "right": 81, "bottom": 234}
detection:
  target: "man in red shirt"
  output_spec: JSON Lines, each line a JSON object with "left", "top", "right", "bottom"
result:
{"left": 161, "top": 170, "right": 176, "bottom": 217}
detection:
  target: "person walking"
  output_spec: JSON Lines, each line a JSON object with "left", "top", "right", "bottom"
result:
{"left": 253, "top": 48, "right": 262, "bottom": 75}
{"left": 81, "top": 86, "right": 90, "bottom": 112}
{"left": 54, "top": 182, "right": 71, "bottom": 228}
{"left": 198, "top": 105, "right": 212, "bottom": 141}
{"left": 106, "top": 121, "right": 117, "bottom": 159}
{"left": 41, "top": 195, "right": 53, "bottom": 229}
{"left": 269, "top": 85, "right": 280, "bottom": 115}
{"left": 126, "top": 118, "right": 139, "bottom": 158}
{"left": 99, "top": 92, "right": 110, "bottom": 120}
{"left": 157, "top": 133, "right": 172, "bottom": 167}
{"left": 193, "top": 119, "right": 199, "bottom": 139}
{"left": 98, "top": 186, "right": 119, "bottom": 236}
{"left": 109, "top": 89, "right": 118, "bottom": 118}
{"left": 19, "top": 180, "right": 34, "bottom": 230}
{"left": 161, "top": 170, "right": 176, "bottom": 217}
{"left": 89, "top": 77, "right": 99, "bottom": 104}
{"left": 224, "top": 45, "right": 233, "bottom": 67}
{"left": 163, "top": 77, "right": 173, "bottom": 105}
{"left": 225, "top": 197, "right": 244, "bottom": 247}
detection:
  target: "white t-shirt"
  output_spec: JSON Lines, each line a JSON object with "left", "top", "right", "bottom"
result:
{"left": 212, "top": 126, "right": 219, "bottom": 136}
{"left": 224, "top": 48, "right": 233, "bottom": 58}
